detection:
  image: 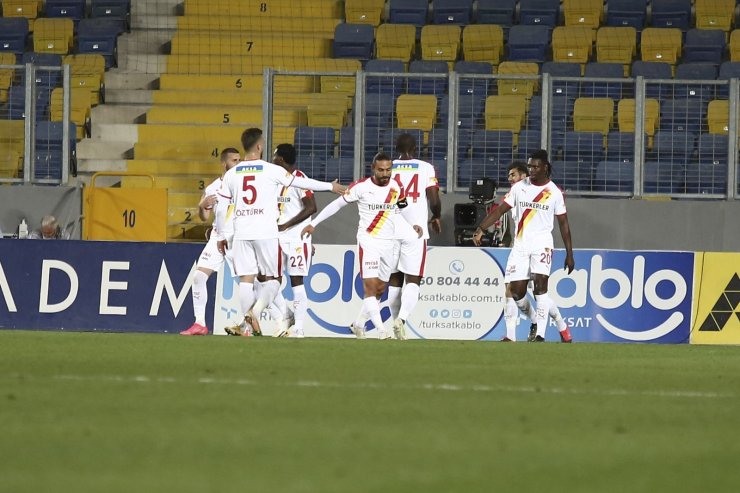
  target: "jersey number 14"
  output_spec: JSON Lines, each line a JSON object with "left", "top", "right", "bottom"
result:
{"left": 394, "top": 174, "right": 420, "bottom": 202}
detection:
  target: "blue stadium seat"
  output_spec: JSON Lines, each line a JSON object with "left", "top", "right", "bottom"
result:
{"left": 543, "top": 62, "right": 582, "bottom": 97}
{"left": 719, "top": 61, "right": 740, "bottom": 79}
{"left": 8, "top": 86, "right": 52, "bottom": 120}
{"left": 674, "top": 63, "right": 719, "bottom": 101}
{"left": 697, "top": 133, "right": 728, "bottom": 164}
{"left": 457, "top": 159, "right": 488, "bottom": 187}
{"left": 34, "top": 122, "right": 77, "bottom": 181}
{"left": 294, "top": 127, "right": 335, "bottom": 161}
{"left": 527, "top": 96, "right": 542, "bottom": 129}
{"left": 78, "top": 19, "right": 122, "bottom": 68}
{"left": 46, "top": 0, "right": 86, "bottom": 21}
{"left": 0, "top": 18, "right": 29, "bottom": 54}
{"left": 455, "top": 61, "right": 493, "bottom": 96}
{"left": 684, "top": 29, "right": 726, "bottom": 65}
{"left": 675, "top": 63, "right": 717, "bottom": 81}
{"left": 469, "top": 130, "right": 514, "bottom": 184}
{"left": 364, "top": 94, "right": 396, "bottom": 127}
{"left": 430, "top": 128, "right": 465, "bottom": 175}
{"left": 583, "top": 63, "right": 632, "bottom": 99}
{"left": 519, "top": 0, "right": 560, "bottom": 27}
{"left": 408, "top": 60, "right": 449, "bottom": 95}
{"left": 90, "top": 0, "right": 130, "bottom": 31}
{"left": 382, "top": 128, "right": 424, "bottom": 154}
{"left": 433, "top": 0, "right": 473, "bottom": 25}
{"left": 389, "top": 0, "right": 429, "bottom": 25}
{"left": 685, "top": 163, "right": 727, "bottom": 194}
{"left": 606, "top": 131, "right": 637, "bottom": 162}
{"left": 476, "top": 0, "right": 516, "bottom": 27}
{"left": 660, "top": 99, "right": 704, "bottom": 132}
{"left": 364, "top": 129, "right": 384, "bottom": 157}
{"left": 644, "top": 161, "right": 685, "bottom": 193}
{"left": 551, "top": 96, "right": 574, "bottom": 131}
{"left": 606, "top": 0, "right": 646, "bottom": 29}
{"left": 325, "top": 157, "right": 355, "bottom": 181}
{"left": 632, "top": 61, "right": 673, "bottom": 99}
{"left": 551, "top": 160, "right": 592, "bottom": 190}
{"left": 333, "top": 24, "right": 374, "bottom": 60}
{"left": 438, "top": 94, "right": 485, "bottom": 128}
{"left": 517, "top": 129, "right": 542, "bottom": 160}
{"left": 507, "top": 25, "right": 551, "bottom": 63}
{"left": 339, "top": 127, "right": 355, "bottom": 158}
{"left": 650, "top": 0, "right": 692, "bottom": 30}
{"left": 593, "top": 160, "right": 634, "bottom": 192}
{"left": 562, "top": 131, "right": 604, "bottom": 164}
{"left": 650, "top": 130, "right": 697, "bottom": 165}
{"left": 366, "top": 60, "right": 406, "bottom": 96}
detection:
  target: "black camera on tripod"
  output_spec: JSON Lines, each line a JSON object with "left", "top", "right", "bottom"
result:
{"left": 454, "top": 178, "right": 501, "bottom": 247}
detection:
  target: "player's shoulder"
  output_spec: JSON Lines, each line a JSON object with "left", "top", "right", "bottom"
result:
{"left": 510, "top": 178, "right": 529, "bottom": 192}
{"left": 293, "top": 168, "right": 309, "bottom": 179}
{"left": 545, "top": 180, "right": 565, "bottom": 196}
{"left": 347, "top": 176, "right": 370, "bottom": 190}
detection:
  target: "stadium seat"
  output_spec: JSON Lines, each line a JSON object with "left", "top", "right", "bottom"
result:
{"left": 719, "top": 61, "right": 740, "bottom": 79}
{"left": 485, "top": 95, "right": 527, "bottom": 134}
{"left": 643, "top": 161, "right": 685, "bottom": 194}
{"left": 33, "top": 18, "right": 73, "bottom": 55}
{"left": 382, "top": 128, "right": 424, "bottom": 153}
{"left": 470, "top": 130, "right": 515, "bottom": 170}
{"left": 308, "top": 99, "right": 347, "bottom": 129}
{"left": 550, "top": 159, "right": 592, "bottom": 190}
{"left": 660, "top": 99, "right": 704, "bottom": 133}
{"left": 685, "top": 162, "right": 727, "bottom": 195}
{"left": 396, "top": 94, "right": 438, "bottom": 130}
{"left": 507, "top": 25, "right": 551, "bottom": 63}
{"left": 707, "top": 99, "right": 730, "bottom": 134}
{"left": 476, "top": 0, "right": 516, "bottom": 26}
{"left": 573, "top": 98, "right": 614, "bottom": 134}
{"left": 365, "top": 60, "right": 406, "bottom": 96}
{"left": 617, "top": 98, "right": 660, "bottom": 137}
{"left": 452, "top": 94, "right": 486, "bottom": 128}
{"left": 345, "top": 0, "right": 385, "bottom": 26}
{"left": 364, "top": 93, "right": 396, "bottom": 127}
{"left": 632, "top": 61, "right": 673, "bottom": 99}
{"left": 7, "top": 85, "right": 51, "bottom": 119}
{"left": 462, "top": 25, "right": 504, "bottom": 66}
{"left": 596, "top": 27, "right": 637, "bottom": 75}
{"left": 640, "top": 28, "right": 682, "bottom": 65}
{"left": 650, "top": 0, "right": 692, "bottom": 30}
{"left": 339, "top": 127, "right": 355, "bottom": 157}
{"left": 606, "top": 131, "right": 637, "bottom": 161}
{"left": 0, "top": 53, "right": 14, "bottom": 104}
{"left": 695, "top": 0, "right": 735, "bottom": 32}
{"left": 582, "top": 63, "right": 632, "bottom": 99}
{"left": 519, "top": 0, "right": 560, "bottom": 27}
{"left": 64, "top": 54, "right": 106, "bottom": 105}
{"left": 433, "top": 0, "right": 473, "bottom": 25}
{"left": 0, "top": 18, "right": 28, "bottom": 54}
{"left": 552, "top": 26, "right": 593, "bottom": 67}
{"left": 455, "top": 61, "right": 493, "bottom": 96}
{"left": 563, "top": 0, "right": 603, "bottom": 28}
{"left": 606, "top": 0, "right": 646, "bottom": 29}
{"left": 45, "top": 0, "right": 85, "bottom": 21}
{"left": 731, "top": 30, "right": 740, "bottom": 62}
{"left": 1, "top": 0, "right": 40, "bottom": 20}
{"left": 697, "top": 133, "right": 729, "bottom": 164}
{"left": 551, "top": 97, "right": 574, "bottom": 131}
{"left": 294, "top": 126, "right": 335, "bottom": 161}
{"left": 675, "top": 63, "right": 718, "bottom": 81}
{"left": 389, "top": 0, "right": 429, "bottom": 25}
{"left": 184, "top": 0, "right": 340, "bottom": 18}
{"left": 517, "top": 129, "right": 542, "bottom": 159}
{"left": 593, "top": 160, "right": 634, "bottom": 192}
{"left": 684, "top": 29, "right": 726, "bottom": 64}
{"left": 333, "top": 24, "right": 374, "bottom": 60}
{"left": 325, "top": 157, "right": 355, "bottom": 181}
{"left": 563, "top": 131, "right": 604, "bottom": 161}
{"left": 542, "top": 62, "right": 581, "bottom": 97}
{"left": 408, "top": 60, "right": 448, "bottom": 94}
{"left": 650, "top": 130, "right": 697, "bottom": 164}
{"left": 421, "top": 25, "right": 461, "bottom": 63}
{"left": 90, "top": 0, "right": 130, "bottom": 31}
{"left": 497, "top": 61, "right": 540, "bottom": 98}
{"left": 34, "top": 121, "right": 76, "bottom": 180}
{"left": 674, "top": 63, "right": 719, "bottom": 102}
{"left": 376, "top": 24, "right": 416, "bottom": 62}
{"left": 50, "top": 87, "right": 92, "bottom": 139}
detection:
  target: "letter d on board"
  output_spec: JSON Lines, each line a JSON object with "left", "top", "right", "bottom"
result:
{"left": 39, "top": 260, "right": 79, "bottom": 313}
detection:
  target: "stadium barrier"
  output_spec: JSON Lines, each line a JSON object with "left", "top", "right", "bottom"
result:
{"left": 5, "top": 241, "right": 735, "bottom": 345}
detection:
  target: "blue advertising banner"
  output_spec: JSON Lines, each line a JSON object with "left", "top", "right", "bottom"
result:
{"left": 0, "top": 240, "right": 212, "bottom": 333}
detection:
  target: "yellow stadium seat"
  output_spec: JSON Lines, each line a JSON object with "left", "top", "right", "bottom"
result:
{"left": 64, "top": 54, "right": 105, "bottom": 106}
{"left": 563, "top": 0, "right": 603, "bottom": 28}
{"left": 396, "top": 95, "right": 438, "bottom": 131}
{"left": 376, "top": 24, "right": 416, "bottom": 62}
{"left": 0, "top": 148, "right": 22, "bottom": 178}
{"left": 176, "top": 16, "right": 340, "bottom": 35}
{"left": 640, "top": 28, "right": 682, "bottom": 65}
{"left": 320, "top": 75, "right": 356, "bottom": 96}
{"left": 345, "top": 0, "right": 384, "bottom": 25}
{"left": 1, "top": 0, "right": 40, "bottom": 19}
{"left": 307, "top": 101, "right": 347, "bottom": 128}
{"left": 596, "top": 27, "right": 637, "bottom": 75}
{"left": 183, "top": 0, "right": 343, "bottom": 18}
{"left": 462, "top": 25, "right": 504, "bottom": 66}
{"left": 695, "top": 0, "right": 735, "bottom": 32}
{"left": 163, "top": 55, "right": 360, "bottom": 75}
{"left": 146, "top": 106, "right": 307, "bottom": 127}
{"left": 617, "top": 98, "right": 660, "bottom": 137}
{"left": 0, "top": 120, "right": 24, "bottom": 143}
{"left": 485, "top": 95, "right": 527, "bottom": 133}
{"left": 707, "top": 100, "right": 730, "bottom": 134}
{"left": 159, "top": 74, "right": 262, "bottom": 91}
{"left": 50, "top": 87, "right": 92, "bottom": 139}
{"left": 421, "top": 25, "right": 461, "bottom": 63}
{"left": 170, "top": 33, "right": 332, "bottom": 58}
{"left": 33, "top": 18, "right": 73, "bottom": 54}
{"left": 134, "top": 143, "right": 229, "bottom": 161}
{"left": 0, "top": 53, "right": 14, "bottom": 104}
{"left": 136, "top": 124, "right": 296, "bottom": 147}
{"left": 497, "top": 62, "right": 540, "bottom": 98}
{"left": 121, "top": 175, "right": 215, "bottom": 193}
{"left": 552, "top": 26, "right": 593, "bottom": 66}
{"left": 730, "top": 30, "right": 740, "bottom": 62}
{"left": 126, "top": 160, "right": 221, "bottom": 177}
{"left": 574, "top": 98, "right": 614, "bottom": 134}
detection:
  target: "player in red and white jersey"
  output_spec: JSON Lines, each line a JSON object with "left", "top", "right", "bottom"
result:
{"left": 215, "top": 128, "right": 345, "bottom": 336}
{"left": 180, "top": 147, "right": 241, "bottom": 336}
{"left": 302, "top": 152, "right": 422, "bottom": 340}
{"left": 386, "top": 133, "right": 442, "bottom": 340}
{"left": 474, "top": 149, "right": 574, "bottom": 342}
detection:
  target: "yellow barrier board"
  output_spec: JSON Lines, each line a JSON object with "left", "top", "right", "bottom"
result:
{"left": 84, "top": 187, "right": 168, "bottom": 242}
{"left": 691, "top": 252, "right": 740, "bottom": 345}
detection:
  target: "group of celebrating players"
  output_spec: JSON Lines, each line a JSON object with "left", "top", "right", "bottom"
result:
{"left": 180, "top": 127, "right": 574, "bottom": 343}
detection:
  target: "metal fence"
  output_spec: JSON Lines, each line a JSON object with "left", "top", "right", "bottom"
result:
{"left": 0, "top": 62, "right": 72, "bottom": 185}
{"left": 264, "top": 69, "right": 739, "bottom": 200}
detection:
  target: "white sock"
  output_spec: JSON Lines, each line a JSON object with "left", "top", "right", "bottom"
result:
{"left": 354, "top": 305, "right": 369, "bottom": 328}
{"left": 535, "top": 294, "right": 551, "bottom": 338}
{"left": 253, "top": 279, "right": 280, "bottom": 317}
{"left": 238, "top": 281, "right": 255, "bottom": 316}
{"left": 514, "top": 297, "right": 532, "bottom": 322}
{"left": 398, "top": 282, "right": 420, "bottom": 321}
{"left": 387, "top": 286, "right": 402, "bottom": 319}
{"left": 191, "top": 270, "right": 209, "bottom": 326}
{"left": 549, "top": 303, "right": 567, "bottom": 331}
{"left": 292, "top": 284, "right": 308, "bottom": 332}
{"left": 269, "top": 290, "right": 288, "bottom": 321}
{"left": 504, "top": 297, "right": 518, "bottom": 341}
{"left": 363, "top": 297, "right": 384, "bottom": 332}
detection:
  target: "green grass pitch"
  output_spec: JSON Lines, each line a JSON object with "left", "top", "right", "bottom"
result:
{"left": 1, "top": 331, "right": 739, "bottom": 493}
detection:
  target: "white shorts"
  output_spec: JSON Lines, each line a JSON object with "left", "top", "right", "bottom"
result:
{"left": 196, "top": 237, "right": 234, "bottom": 273}
{"left": 394, "top": 237, "right": 428, "bottom": 277}
{"left": 358, "top": 237, "right": 398, "bottom": 282}
{"left": 504, "top": 245, "right": 553, "bottom": 283}
{"left": 232, "top": 238, "right": 282, "bottom": 277}
{"left": 279, "top": 236, "right": 312, "bottom": 277}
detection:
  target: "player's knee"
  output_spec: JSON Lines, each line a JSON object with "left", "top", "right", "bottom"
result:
{"left": 290, "top": 276, "right": 304, "bottom": 287}
{"left": 405, "top": 274, "right": 421, "bottom": 285}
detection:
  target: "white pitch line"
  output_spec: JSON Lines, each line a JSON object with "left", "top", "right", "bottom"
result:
{"left": 4, "top": 374, "right": 732, "bottom": 400}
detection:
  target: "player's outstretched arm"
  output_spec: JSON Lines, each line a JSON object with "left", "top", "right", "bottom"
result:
{"left": 301, "top": 196, "right": 349, "bottom": 238}
{"left": 473, "top": 202, "right": 511, "bottom": 246}
{"left": 427, "top": 186, "right": 442, "bottom": 234}
{"left": 288, "top": 175, "right": 347, "bottom": 195}
{"left": 557, "top": 213, "right": 575, "bottom": 273}
{"left": 279, "top": 194, "right": 317, "bottom": 232}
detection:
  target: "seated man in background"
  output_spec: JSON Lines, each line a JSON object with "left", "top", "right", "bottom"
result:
{"left": 28, "top": 215, "right": 68, "bottom": 240}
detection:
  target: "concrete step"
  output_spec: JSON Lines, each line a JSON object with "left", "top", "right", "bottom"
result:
{"left": 77, "top": 140, "right": 133, "bottom": 160}
{"left": 92, "top": 103, "right": 150, "bottom": 124}
{"left": 118, "top": 31, "right": 170, "bottom": 56}
{"left": 78, "top": 159, "right": 128, "bottom": 174}
{"left": 90, "top": 123, "right": 139, "bottom": 142}
{"left": 105, "top": 71, "right": 160, "bottom": 90}
{"left": 132, "top": 14, "right": 178, "bottom": 30}
{"left": 105, "top": 89, "right": 154, "bottom": 105}
{"left": 132, "top": 0, "right": 181, "bottom": 16}
{"left": 118, "top": 54, "right": 168, "bottom": 73}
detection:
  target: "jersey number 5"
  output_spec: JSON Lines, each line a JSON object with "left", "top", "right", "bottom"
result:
{"left": 395, "top": 174, "right": 420, "bottom": 201}
{"left": 242, "top": 176, "right": 257, "bottom": 205}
